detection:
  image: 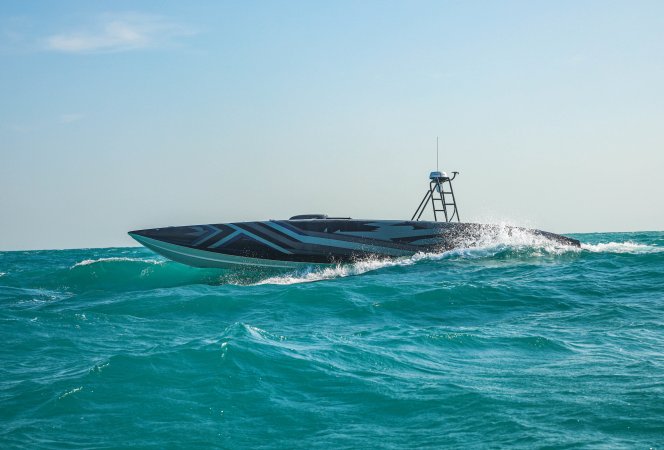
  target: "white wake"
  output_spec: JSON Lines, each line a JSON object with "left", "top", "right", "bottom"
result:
{"left": 581, "top": 241, "right": 663, "bottom": 254}
{"left": 246, "top": 226, "right": 661, "bottom": 285}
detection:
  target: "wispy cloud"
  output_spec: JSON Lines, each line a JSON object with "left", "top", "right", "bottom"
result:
{"left": 59, "top": 113, "right": 85, "bottom": 124}
{"left": 44, "top": 13, "right": 194, "bottom": 54}
{"left": 3, "top": 123, "right": 36, "bottom": 134}
{"left": 0, "top": 16, "right": 34, "bottom": 53}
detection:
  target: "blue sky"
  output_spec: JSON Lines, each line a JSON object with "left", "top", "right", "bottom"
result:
{"left": 1, "top": 1, "right": 663, "bottom": 250}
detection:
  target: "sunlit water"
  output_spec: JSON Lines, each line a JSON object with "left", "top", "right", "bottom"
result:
{"left": 1, "top": 231, "right": 663, "bottom": 448}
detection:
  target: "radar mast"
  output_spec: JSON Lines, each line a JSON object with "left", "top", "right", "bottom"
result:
{"left": 411, "top": 169, "right": 460, "bottom": 222}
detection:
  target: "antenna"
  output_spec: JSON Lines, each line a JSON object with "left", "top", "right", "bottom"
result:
{"left": 436, "top": 136, "right": 439, "bottom": 171}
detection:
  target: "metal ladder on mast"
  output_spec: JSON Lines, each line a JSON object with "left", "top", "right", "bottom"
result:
{"left": 411, "top": 171, "right": 460, "bottom": 222}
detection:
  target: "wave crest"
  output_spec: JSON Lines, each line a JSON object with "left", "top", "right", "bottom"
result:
{"left": 71, "top": 257, "right": 165, "bottom": 268}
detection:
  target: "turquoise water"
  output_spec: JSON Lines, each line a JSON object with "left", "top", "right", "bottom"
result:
{"left": 1, "top": 231, "right": 663, "bottom": 448}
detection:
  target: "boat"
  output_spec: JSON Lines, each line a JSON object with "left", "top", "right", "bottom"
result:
{"left": 129, "top": 171, "right": 580, "bottom": 269}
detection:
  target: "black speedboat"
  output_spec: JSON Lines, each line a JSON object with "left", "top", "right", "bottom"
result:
{"left": 129, "top": 171, "right": 580, "bottom": 269}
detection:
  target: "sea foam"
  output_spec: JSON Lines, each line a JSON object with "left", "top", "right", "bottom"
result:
{"left": 71, "top": 257, "right": 165, "bottom": 268}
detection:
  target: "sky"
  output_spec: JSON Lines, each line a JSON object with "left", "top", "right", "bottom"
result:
{"left": 1, "top": 1, "right": 663, "bottom": 250}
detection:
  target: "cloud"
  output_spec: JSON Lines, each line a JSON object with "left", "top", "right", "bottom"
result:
{"left": 44, "top": 13, "right": 194, "bottom": 54}
{"left": 0, "top": 16, "right": 34, "bottom": 53}
{"left": 59, "top": 113, "right": 85, "bottom": 124}
{"left": 4, "top": 123, "right": 36, "bottom": 133}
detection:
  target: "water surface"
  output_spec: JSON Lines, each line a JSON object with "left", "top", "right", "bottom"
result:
{"left": 1, "top": 231, "right": 663, "bottom": 448}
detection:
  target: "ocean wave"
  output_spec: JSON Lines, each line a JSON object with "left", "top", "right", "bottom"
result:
{"left": 71, "top": 257, "right": 165, "bottom": 268}
{"left": 61, "top": 255, "right": 217, "bottom": 293}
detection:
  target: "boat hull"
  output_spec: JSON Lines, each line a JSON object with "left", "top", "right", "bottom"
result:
{"left": 129, "top": 219, "right": 579, "bottom": 268}
{"left": 129, "top": 219, "right": 580, "bottom": 269}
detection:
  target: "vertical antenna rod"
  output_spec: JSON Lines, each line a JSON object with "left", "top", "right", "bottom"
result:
{"left": 436, "top": 136, "right": 439, "bottom": 171}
